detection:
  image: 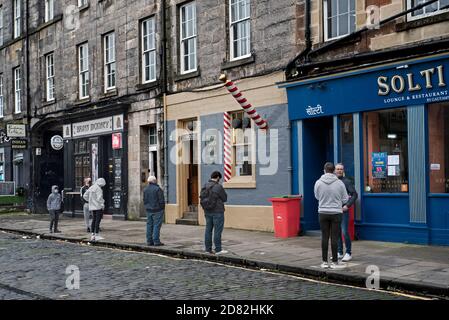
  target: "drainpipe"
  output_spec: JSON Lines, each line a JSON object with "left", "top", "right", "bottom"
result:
{"left": 161, "top": 0, "right": 169, "bottom": 202}
{"left": 285, "top": 0, "right": 312, "bottom": 78}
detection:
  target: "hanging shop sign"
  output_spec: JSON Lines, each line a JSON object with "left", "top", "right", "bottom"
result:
{"left": 50, "top": 135, "right": 64, "bottom": 150}
{"left": 112, "top": 133, "right": 122, "bottom": 149}
{"left": 0, "top": 130, "right": 11, "bottom": 144}
{"left": 63, "top": 124, "right": 72, "bottom": 138}
{"left": 11, "top": 139, "right": 27, "bottom": 149}
{"left": 7, "top": 124, "right": 26, "bottom": 138}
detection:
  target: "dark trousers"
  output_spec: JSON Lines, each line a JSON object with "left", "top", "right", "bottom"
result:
{"left": 49, "top": 210, "right": 60, "bottom": 231}
{"left": 319, "top": 213, "right": 342, "bottom": 263}
{"left": 91, "top": 210, "right": 103, "bottom": 234}
{"left": 146, "top": 210, "right": 164, "bottom": 245}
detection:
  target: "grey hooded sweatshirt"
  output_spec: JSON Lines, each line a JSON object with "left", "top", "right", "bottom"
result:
{"left": 314, "top": 173, "right": 349, "bottom": 214}
{"left": 47, "top": 185, "right": 62, "bottom": 211}
{"left": 83, "top": 178, "right": 106, "bottom": 211}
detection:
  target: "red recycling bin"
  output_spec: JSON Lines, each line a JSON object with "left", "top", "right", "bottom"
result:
{"left": 268, "top": 196, "right": 301, "bottom": 238}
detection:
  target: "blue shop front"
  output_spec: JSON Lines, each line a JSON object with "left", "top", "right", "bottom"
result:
{"left": 281, "top": 52, "right": 449, "bottom": 246}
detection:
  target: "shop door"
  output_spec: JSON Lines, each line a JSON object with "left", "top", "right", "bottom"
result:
{"left": 302, "top": 116, "right": 334, "bottom": 231}
{"left": 101, "top": 135, "right": 114, "bottom": 214}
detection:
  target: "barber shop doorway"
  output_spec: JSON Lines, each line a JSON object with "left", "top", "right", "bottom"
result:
{"left": 302, "top": 116, "right": 334, "bottom": 231}
{"left": 177, "top": 119, "right": 199, "bottom": 225}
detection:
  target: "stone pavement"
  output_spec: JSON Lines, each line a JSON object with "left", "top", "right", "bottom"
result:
{"left": 0, "top": 214, "right": 448, "bottom": 298}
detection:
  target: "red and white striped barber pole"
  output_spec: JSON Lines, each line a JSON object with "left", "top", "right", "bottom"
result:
{"left": 219, "top": 74, "right": 268, "bottom": 130}
{"left": 223, "top": 112, "right": 232, "bottom": 182}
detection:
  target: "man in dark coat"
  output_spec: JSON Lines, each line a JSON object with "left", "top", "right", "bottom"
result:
{"left": 143, "top": 176, "right": 165, "bottom": 246}
{"left": 335, "top": 163, "right": 358, "bottom": 262}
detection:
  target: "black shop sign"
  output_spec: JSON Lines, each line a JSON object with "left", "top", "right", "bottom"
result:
{"left": 11, "top": 139, "right": 27, "bottom": 149}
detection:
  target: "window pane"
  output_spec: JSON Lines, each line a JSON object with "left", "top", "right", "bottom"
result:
{"left": 428, "top": 103, "right": 449, "bottom": 193}
{"left": 363, "top": 109, "right": 409, "bottom": 193}
{"left": 340, "top": 114, "right": 355, "bottom": 181}
{"left": 339, "top": 0, "right": 348, "bottom": 13}
{"left": 339, "top": 13, "right": 349, "bottom": 36}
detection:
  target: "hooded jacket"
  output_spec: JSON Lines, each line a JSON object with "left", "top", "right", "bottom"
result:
{"left": 83, "top": 178, "right": 106, "bottom": 211}
{"left": 314, "top": 173, "right": 349, "bottom": 214}
{"left": 47, "top": 185, "right": 62, "bottom": 211}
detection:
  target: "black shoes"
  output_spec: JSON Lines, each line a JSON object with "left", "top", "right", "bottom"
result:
{"left": 54, "top": 230, "right": 61, "bottom": 233}
{"left": 154, "top": 243, "right": 164, "bottom": 246}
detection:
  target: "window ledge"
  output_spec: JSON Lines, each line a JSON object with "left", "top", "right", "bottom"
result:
{"left": 79, "top": 3, "right": 90, "bottom": 12}
{"left": 135, "top": 80, "right": 160, "bottom": 91}
{"left": 0, "top": 35, "right": 25, "bottom": 51}
{"left": 174, "top": 68, "right": 201, "bottom": 82}
{"left": 74, "top": 97, "right": 91, "bottom": 105}
{"left": 221, "top": 54, "right": 255, "bottom": 71}
{"left": 396, "top": 11, "right": 449, "bottom": 32}
{"left": 100, "top": 89, "right": 118, "bottom": 100}
{"left": 224, "top": 177, "right": 256, "bottom": 189}
{"left": 30, "top": 14, "right": 64, "bottom": 35}
{"left": 316, "top": 33, "right": 361, "bottom": 49}
{"left": 41, "top": 99, "right": 56, "bottom": 107}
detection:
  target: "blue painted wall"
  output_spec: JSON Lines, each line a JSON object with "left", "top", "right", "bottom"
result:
{"left": 167, "top": 120, "right": 177, "bottom": 204}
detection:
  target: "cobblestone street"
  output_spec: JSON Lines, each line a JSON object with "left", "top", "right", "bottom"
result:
{"left": 0, "top": 231, "right": 420, "bottom": 300}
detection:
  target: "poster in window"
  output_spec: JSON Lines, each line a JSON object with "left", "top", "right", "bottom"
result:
{"left": 91, "top": 142, "right": 98, "bottom": 182}
{"left": 372, "top": 152, "right": 387, "bottom": 179}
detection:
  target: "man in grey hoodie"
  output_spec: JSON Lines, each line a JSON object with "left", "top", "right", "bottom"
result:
{"left": 47, "top": 185, "right": 62, "bottom": 233}
{"left": 314, "top": 162, "right": 349, "bottom": 269}
{"left": 83, "top": 178, "right": 106, "bottom": 241}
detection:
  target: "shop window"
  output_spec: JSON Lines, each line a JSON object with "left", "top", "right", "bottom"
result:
{"left": 74, "top": 139, "right": 91, "bottom": 188}
{"left": 340, "top": 114, "right": 355, "bottom": 181}
{"left": 428, "top": 103, "right": 449, "bottom": 193}
{"left": 0, "top": 148, "right": 4, "bottom": 181}
{"left": 231, "top": 111, "right": 253, "bottom": 177}
{"left": 363, "top": 109, "right": 409, "bottom": 193}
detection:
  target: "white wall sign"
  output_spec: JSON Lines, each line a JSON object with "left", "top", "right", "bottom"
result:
{"left": 63, "top": 124, "right": 72, "bottom": 138}
{"left": 7, "top": 124, "right": 26, "bottom": 137}
{"left": 51, "top": 135, "right": 64, "bottom": 150}
{"left": 113, "top": 114, "right": 124, "bottom": 131}
{"left": 430, "top": 163, "right": 441, "bottom": 171}
{"left": 72, "top": 117, "right": 113, "bottom": 137}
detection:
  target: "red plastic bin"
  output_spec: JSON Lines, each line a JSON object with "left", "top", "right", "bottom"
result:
{"left": 268, "top": 196, "right": 301, "bottom": 238}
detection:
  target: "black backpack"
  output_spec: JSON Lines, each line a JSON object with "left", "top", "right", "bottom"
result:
{"left": 200, "top": 183, "right": 218, "bottom": 211}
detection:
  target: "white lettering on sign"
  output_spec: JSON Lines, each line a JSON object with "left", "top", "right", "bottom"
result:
{"left": 306, "top": 104, "right": 324, "bottom": 116}
{"left": 72, "top": 117, "right": 113, "bottom": 137}
{"left": 378, "top": 65, "right": 446, "bottom": 96}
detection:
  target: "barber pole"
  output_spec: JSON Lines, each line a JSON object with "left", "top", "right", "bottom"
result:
{"left": 223, "top": 112, "right": 232, "bottom": 182}
{"left": 219, "top": 74, "right": 268, "bottom": 130}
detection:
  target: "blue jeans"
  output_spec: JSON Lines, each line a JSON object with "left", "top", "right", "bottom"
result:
{"left": 338, "top": 211, "right": 352, "bottom": 255}
{"left": 146, "top": 210, "right": 164, "bottom": 245}
{"left": 204, "top": 213, "right": 224, "bottom": 252}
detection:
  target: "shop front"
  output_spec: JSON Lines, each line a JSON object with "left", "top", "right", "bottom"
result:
{"left": 62, "top": 110, "right": 128, "bottom": 220}
{"left": 281, "top": 52, "right": 449, "bottom": 245}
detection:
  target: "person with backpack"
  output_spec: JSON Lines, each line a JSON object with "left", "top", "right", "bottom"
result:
{"left": 200, "top": 171, "right": 228, "bottom": 255}
{"left": 143, "top": 176, "right": 166, "bottom": 246}
{"left": 80, "top": 177, "right": 92, "bottom": 233}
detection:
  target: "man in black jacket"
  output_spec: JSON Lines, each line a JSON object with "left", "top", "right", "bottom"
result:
{"left": 201, "top": 171, "right": 228, "bottom": 255}
{"left": 143, "top": 176, "right": 165, "bottom": 246}
{"left": 335, "top": 163, "right": 358, "bottom": 262}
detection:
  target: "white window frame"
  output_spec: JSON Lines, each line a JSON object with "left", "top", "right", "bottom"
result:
{"left": 0, "top": 74, "right": 4, "bottom": 118}
{"left": 78, "top": 43, "right": 89, "bottom": 99}
{"left": 407, "top": 0, "right": 449, "bottom": 21}
{"left": 323, "top": 0, "right": 356, "bottom": 42}
{"left": 46, "top": 53, "right": 55, "bottom": 101}
{"left": 229, "top": 0, "right": 251, "bottom": 61}
{"left": 78, "top": 0, "right": 88, "bottom": 7}
{"left": 44, "top": 0, "right": 54, "bottom": 23}
{"left": 14, "top": 0, "right": 21, "bottom": 38}
{"left": 180, "top": 2, "right": 197, "bottom": 74}
{"left": 14, "top": 67, "right": 21, "bottom": 114}
{"left": 141, "top": 17, "right": 156, "bottom": 83}
{"left": 0, "top": 6, "right": 4, "bottom": 46}
{"left": 104, "top": 32, "right": 116, "bottom": 92}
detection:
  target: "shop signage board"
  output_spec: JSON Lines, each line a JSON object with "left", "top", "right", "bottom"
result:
{"left": 283, "top": 53, "right": 449, "bottom": 120}
{"left": 72, "top": 117, "right": 113, "bottom": 138}
{"left": 7, "top": 124, "right": 26, "bottom": 137}
{"left": 112, "top": 133, "right": 122, "bottom": 149}
{"left": 11, "top": 139, "right": 27, "bottom": 149}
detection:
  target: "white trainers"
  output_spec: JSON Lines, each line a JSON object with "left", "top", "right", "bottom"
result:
{"left": 329, "top": 262, "right": 346, "bottom": 269}
{"left": 215, "top": 250, "right": 228, "bottom": 255}
{"left": 342, "top": 253, "right": 352, "bottom": 262}
{"left": 90, "top": 234, "right": 96, "bottom": 241}
{"left": 320, "top": 262, "right": 329, "bottom": 269}
{"left": 338, "top": 253, "right": 344, "bottom": 259}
